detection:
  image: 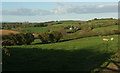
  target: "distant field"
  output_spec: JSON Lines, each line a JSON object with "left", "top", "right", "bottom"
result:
{"left": 0, "top": 30, "right": 19, "bottom": 35}
{"left": 3, "top": 35, "right": 118, "bottom": 71}
{"left": 22, "top": 27, "right": 50, "bottom": 33}
{"left": 88, "top": 19, "right": 117, "bottom": 25}
{"left": 21, "top": 24, "right": 118, "bottom": 33}
{"left": 21, "top": 19, "right": 117, "bottom": 33}
{"left": 93, "top": 25, "right": 118, "bottom": 31}
{"left": 21, "top": 23, "right": 79, "bottom": 33}
{"left": 22, "top": 26, "right": 60, "bottom": 33}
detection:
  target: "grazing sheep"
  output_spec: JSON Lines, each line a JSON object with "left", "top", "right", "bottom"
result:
{"left": 111, "top": 37, "right": 114, "bottom": 41}
{"left": 103, "top": 38, "right": 109, "bottom": 41}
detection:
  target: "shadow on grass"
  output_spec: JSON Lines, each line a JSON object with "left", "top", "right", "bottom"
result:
{"left": 2, "top": 46, "right": 114, "bottom": 72}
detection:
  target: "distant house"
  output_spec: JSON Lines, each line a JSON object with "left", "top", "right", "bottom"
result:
{"left": 69, "top": 27, "right": 72, "bottom": 30}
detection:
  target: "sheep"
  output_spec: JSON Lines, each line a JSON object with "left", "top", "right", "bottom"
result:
{"left": 103, "top": 38, "right": 109, "bottom": 41}
{"left": 111, "top": 37, "right": 114, "bottom": 41}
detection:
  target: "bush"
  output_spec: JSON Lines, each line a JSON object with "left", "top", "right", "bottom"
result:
{"left": 58, "top": 27, "right": 67, "bottom": 38}
{"left": 38, "top": 32, "right": 50, "bottom": 43}
{"left": 2, "top": 33, "right": 34, "bottom": 45}
{"left": 49, "top": 31, "right": 63, "bottom": 43}
{"left": 2, "top": 39, "right": 14, "bottom": 46}
{"left": 25, "top": 33, "right": 35, "bottom": 44}
{"left": 15, "top": 33, "right": 34, "bottom": 45}
{"left": 2, "top": 33, "right": 17, "bottom": 45}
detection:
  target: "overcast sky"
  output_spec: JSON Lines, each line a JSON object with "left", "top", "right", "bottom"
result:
{"left": 2, "top": 2, "right": 118, "bottom": 22}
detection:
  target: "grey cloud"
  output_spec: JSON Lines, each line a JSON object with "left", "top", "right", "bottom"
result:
{"left": 2, "top": 4, "right": 118, "bottom": 16}
{"left": 52, "top": 4, "right": 118, "bottom": 14}
{"left": 3, "top": 8, "right": 53, "bottom": 16}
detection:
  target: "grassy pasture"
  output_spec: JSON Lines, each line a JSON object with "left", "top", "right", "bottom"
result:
{"left": 3, "top": 35, "right": 118, "bottom": 71}
{"left": 21, "top": 19, "right": 118, "bottom": 33}
{"left": 22, "top": 27, "right": 50, "bottom": 33}
{"left": 21, "top": 26, "right": 60, "bottom": 33}
{"left": 93, "top": 25, "right": 118, "bottom": 31}
{"left": 2, "top": 19, "right": 119, "bottom": 72}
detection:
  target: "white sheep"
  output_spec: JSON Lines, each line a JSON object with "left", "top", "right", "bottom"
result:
{"left": 111, "top": 37, "right": 114, "bottom": 41}
{"left": 103, "top": 38, "right": 109, "bottom": 41}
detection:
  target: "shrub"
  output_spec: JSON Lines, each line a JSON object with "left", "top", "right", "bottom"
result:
{"left": 2, "top": 39, "right": 14, "bottom": 46}
{"left": 58, "top": 27, "right": 67, "bottom": 38}
{"left": 25, "top": 33, "right": 35, "bottom": 44}
{"left": 2, "top": 33, "right": 34, "bottom": 45}
{"left": 39, "top": 32, "right": 50, "bottom": 43}
{"left": 13, "top": 33, "right": 26, "bottom": 45}
{"left": 49, "top": 31, "right": 63, "bottom": 43}
{"left": 2, "top": 33, "right": 17, "bottom": 45}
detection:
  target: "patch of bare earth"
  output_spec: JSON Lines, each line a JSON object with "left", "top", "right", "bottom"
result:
{"left": 0, "top": 30, "right": 19, "bottom": 35}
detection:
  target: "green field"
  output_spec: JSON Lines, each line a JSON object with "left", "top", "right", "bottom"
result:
{"left": 22, "top": 27, "right": 50, "bottom": 33}
{"left": 21, "top": 21, "right": 81, "bottom": 33}
{"left": 93, "top": 25, "right": 118, "bottom": 31}
{"left": 3, "top": 35, "right": 118, "bottom": 71}
{"left": 21, "top": 24, "right": 118, "bottom": 34}
{"left": 3, "top": 19, "right": 119, "bottom": 72}
{"left": 22, "top": 26, "right": 60, "bottom": 33}
{"left": 21, "top": 19, "right": 118, "bottom": 34}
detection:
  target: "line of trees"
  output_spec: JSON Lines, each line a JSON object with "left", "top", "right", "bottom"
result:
{"left": 39, "top": 31, "right": 63, "bottom": 43}
{"left": 2, "top": 33, "right": 34, "bottom": 46}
